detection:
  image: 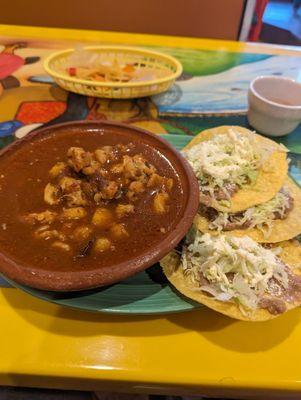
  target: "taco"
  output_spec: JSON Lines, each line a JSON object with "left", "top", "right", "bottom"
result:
{"left": 183, "top": 126, "right": 288, "bottom": 213}
{"left": 161, "top": 230, "right": 301, "bottom": 321}
{"left": 195, "top": 177, "right": 301, "bottom": 243}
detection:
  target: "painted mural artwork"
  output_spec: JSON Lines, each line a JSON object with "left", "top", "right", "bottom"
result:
{"left": 154, "top": 54, "right": 301, "bottom": 114}
{"left": 1, "top": 36, "right": 301, "bottom": 151}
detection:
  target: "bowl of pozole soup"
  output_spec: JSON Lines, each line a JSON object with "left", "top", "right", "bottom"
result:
{"left": 0, "top": 121, "right": 198, "bottom": 290}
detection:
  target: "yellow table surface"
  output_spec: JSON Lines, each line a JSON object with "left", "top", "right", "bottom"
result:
{"left": 1, "top": 24, "right": 301, "bottom": 399}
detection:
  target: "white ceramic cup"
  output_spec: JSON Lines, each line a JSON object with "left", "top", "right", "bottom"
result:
{"left": 248, "top": 76, "right": 301, "bottom": 137}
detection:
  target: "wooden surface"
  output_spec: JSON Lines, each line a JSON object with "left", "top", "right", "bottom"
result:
{"left": 1, "top": 0, "right": 245, "bottom": 40}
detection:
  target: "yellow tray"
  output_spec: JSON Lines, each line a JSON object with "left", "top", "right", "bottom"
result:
{"left": 43, "top": 45, "right": 183, "bottom": 99}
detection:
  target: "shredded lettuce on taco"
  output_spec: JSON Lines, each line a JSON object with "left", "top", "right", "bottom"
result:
{"left": 162, "top": 230, "right": 301, "bottom": 321}
{"left": 195, "top": 177, "right": 301, "bottom": 243}
{"left": 201, "top": 187, "right": 291, "bottom": 233}
{"left": 183, "top": 126, "right": 288, "bottom": 212}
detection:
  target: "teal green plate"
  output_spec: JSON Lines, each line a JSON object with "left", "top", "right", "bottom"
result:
{"left": 3, "top": 264, "right": 199, "bottom": 314}
{"left": 3, "top": 136, "right": 301, "bottom": 315}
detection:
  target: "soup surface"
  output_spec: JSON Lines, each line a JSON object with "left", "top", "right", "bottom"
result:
{"left": 0, "top": 129, "right": 184, "bottom": 273}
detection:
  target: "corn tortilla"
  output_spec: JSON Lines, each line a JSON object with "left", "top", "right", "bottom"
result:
{"left": 195, "top": 177, "right": 301, "bottom": 243}
{"left": 184, "top": 126, "right": 288, "bottom": 213}
{"left": 161, "top": 240, "right": 301, "bottom": 321}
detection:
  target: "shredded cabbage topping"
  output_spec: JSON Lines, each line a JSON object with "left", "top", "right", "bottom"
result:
{"left": 181, "top": 231, "right": 288, "bottom": 310}
{"left": 183, "top": 128, "right": 270, "bottom": 200}
{"left": 208, "top": 187, "right": 292, "bottom": 238}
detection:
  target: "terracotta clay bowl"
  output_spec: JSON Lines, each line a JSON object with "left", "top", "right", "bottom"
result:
{"left": 0, "top": 121, "right": 199, "bottom": 291}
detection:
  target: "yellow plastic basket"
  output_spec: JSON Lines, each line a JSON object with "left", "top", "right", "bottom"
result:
{"left": 43, "top": 46, "right": 183, "bottom": 99}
